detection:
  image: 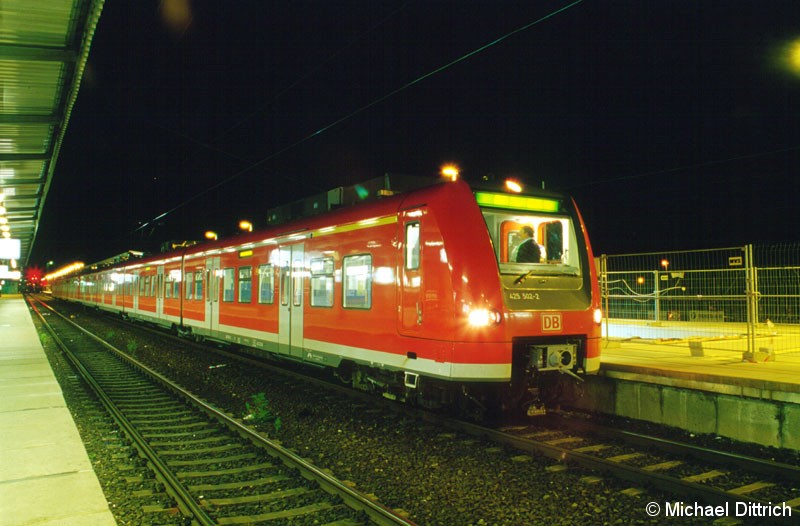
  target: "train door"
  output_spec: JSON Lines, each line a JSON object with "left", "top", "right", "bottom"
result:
{"left": 399, "top": 208, "right": 424, "bottom": 336}
{"left": 132, "top": 270, "right": 140, "bottom": 311}
{"left": 205, "top": 257, "right": 220, "bottom": 335}
{"left": 108, "top": 272, "right": 119, "bottom": 308}
{"left": 278, "top": 243, "right": 305, "bottom": 359}
{"left": 155, "top": 266, "right": 164, "bottom": 318}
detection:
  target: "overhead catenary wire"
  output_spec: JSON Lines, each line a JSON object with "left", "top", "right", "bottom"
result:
{"left": 560, "top": 144, "right": 800, "bottom": 191}
{"left": 159, "top": 1, "right": 414, "bottom": 173}
{"left": 133, "top": 0, "right": 585, "bottom": 234}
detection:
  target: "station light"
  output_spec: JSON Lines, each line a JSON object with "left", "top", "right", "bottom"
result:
{"left": 205, "top": 231, "right": 218, "bottom": 241}
{"left": 661, "top": 259, "right": 669, "bottom": 271}
{"left": 637, "top": 276, "right": 645, "bottom": 285}
{"left": 775, "top": 37, "right": 800, "bottom": 78}
{"left": 239, "top": 220, "right": 253, "bottom": 232}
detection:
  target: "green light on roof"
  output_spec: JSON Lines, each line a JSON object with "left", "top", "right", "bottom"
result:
{"left": 475, "top": 192, "right": 560, "bottom": 213}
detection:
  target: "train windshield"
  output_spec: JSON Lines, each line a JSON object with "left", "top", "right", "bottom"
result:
{"left": 480, "top": 207, "right": 583, "bottom": 278}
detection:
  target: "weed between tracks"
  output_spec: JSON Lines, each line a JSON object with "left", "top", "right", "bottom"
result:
{"left": 244, "top": 392, "right": 282, "bottom": 432}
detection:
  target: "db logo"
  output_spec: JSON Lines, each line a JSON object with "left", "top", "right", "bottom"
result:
{"left": 542, "top": 313, "right": 562, "bottom": 332}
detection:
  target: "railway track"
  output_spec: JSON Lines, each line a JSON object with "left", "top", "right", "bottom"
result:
{"left": 29, "top": 296, "right": 415, "bottom": 526}
{"left": 36, "top": 296, "right": 800, "bottom": 523}
{"left": 441, "top": 416, "right": 800, "bottom": 523}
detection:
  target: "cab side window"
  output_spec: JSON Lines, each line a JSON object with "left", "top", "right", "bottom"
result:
{"left": 405, "top": 223, "right": 420, "bottom": 270}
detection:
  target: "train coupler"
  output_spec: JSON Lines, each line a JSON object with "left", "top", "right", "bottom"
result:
{"left": 558, "top": 366, "right": 584, "bottom": 382}
{"left": 526, "top": 402, "right": 547, "bottom": 417}
{"left": 524, "top": 387, "right": 547, "bottom": 416}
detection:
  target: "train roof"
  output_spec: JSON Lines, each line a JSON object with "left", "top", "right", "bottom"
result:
{"left": 265, "top": 174, "right": 436, "bottom": 226}
{"left": 70, "top": 175, "right": 577, "bottom": 276}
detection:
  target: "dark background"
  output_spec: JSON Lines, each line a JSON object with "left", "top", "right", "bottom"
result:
{"left": 31, "top": 0, "right": 800, "bottom": 268}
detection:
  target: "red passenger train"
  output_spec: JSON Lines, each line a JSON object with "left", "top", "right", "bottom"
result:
{"left": 50, "top": 177, "right": 601, "bottom": 417}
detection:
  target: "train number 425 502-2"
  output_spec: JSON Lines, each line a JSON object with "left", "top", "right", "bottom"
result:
{"left": 508, "top": 292, "right": 540, "bottom": 301}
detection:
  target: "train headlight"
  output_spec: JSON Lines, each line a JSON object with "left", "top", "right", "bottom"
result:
{"left": 467, "top": 308, "right": 502, "bottom": 327}
{"left": 593, "top": 308, "right": 603, "bottom": 325}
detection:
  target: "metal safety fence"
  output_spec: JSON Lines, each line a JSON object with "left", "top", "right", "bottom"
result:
{"left": 600, "top": 244, "right": 800, "bottom": 358}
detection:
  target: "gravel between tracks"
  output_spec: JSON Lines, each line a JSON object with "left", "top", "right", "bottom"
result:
{"left": 36, "top": 304, "right": 762, "bottom": 525}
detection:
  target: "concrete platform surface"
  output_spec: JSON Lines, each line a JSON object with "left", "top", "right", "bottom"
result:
{"left": 592, "top": 328, "right": 800, "bottom": 451}
{"left": 0, "top": 295, "right": 116, "bottom": 526}
{"left": 601, "top": 332, "right": 800, "bottom": 399}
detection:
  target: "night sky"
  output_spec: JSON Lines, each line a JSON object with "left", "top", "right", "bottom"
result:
{"left": 31, "top": 0, "right": 800, "bottom": 268}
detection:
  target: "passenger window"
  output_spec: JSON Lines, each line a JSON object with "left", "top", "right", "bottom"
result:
{"left": 185, "top": 272, "right": 193, "bottom": 299}
{"left": 222, "top": 268, "right": 235, "bottom": 302}
{"left": 258, "top": 264, "right": 274, "bottom": 304}
{"left": 343, "top": 254, "right": 372, "bottom": 309}
{"left": 238, "top": 266, "right": 252, "bottom": 303}
{"left": 194, "top": 271, "right": 203, "bottom": 300}
{"left": 310, "top": 257, "right": 334, "bottom": 307}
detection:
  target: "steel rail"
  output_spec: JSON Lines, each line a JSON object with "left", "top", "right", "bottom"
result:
{"left": 38, "top": 296, "right": 797, "bottom": 524}
{"left": 29, "top": 298, "right": 217, "bottom": 526}
{"left": 440, "top": 416, "right": 797, "bottom": 525}
{"left": 30, "top": 295, "right": 417, "bottom": 526}
{"left": 552, "top": 415, "right": 800, "bottom": 483}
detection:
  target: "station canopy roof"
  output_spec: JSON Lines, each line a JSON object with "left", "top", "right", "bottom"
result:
{"left": 0, "top": 0, "right": 104, "bottom": 266}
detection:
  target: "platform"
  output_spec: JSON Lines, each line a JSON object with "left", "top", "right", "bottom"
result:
{"left": 579, "top": 325, "right": 800, "bottom": 451}
{"left": 601, "top": 322, "right": 800, "bottom": 399}
{"left": 0, "top": 295, "right": 116, "bottom": 526}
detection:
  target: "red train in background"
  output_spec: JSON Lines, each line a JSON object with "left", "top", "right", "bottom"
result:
{"left": 49, "top": 176, "right": 601, "bottom": 418}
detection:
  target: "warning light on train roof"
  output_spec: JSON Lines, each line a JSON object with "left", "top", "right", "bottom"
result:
{"left": 440, "top": 164, "right": 459, "bottom": 181}
{"left": 504, "top": 179, "right": 523, "bottom": 193}
{"left": 354, "top": 185, "right": 369, "bottom": 199}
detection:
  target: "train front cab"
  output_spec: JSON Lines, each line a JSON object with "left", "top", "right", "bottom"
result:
{"left": 477, "top": 189, "right": 602, "bottom": 407}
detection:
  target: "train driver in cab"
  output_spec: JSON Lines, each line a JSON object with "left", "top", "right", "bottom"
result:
{"left": 514, "top": 225, "right": 542, "bottom": 263}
